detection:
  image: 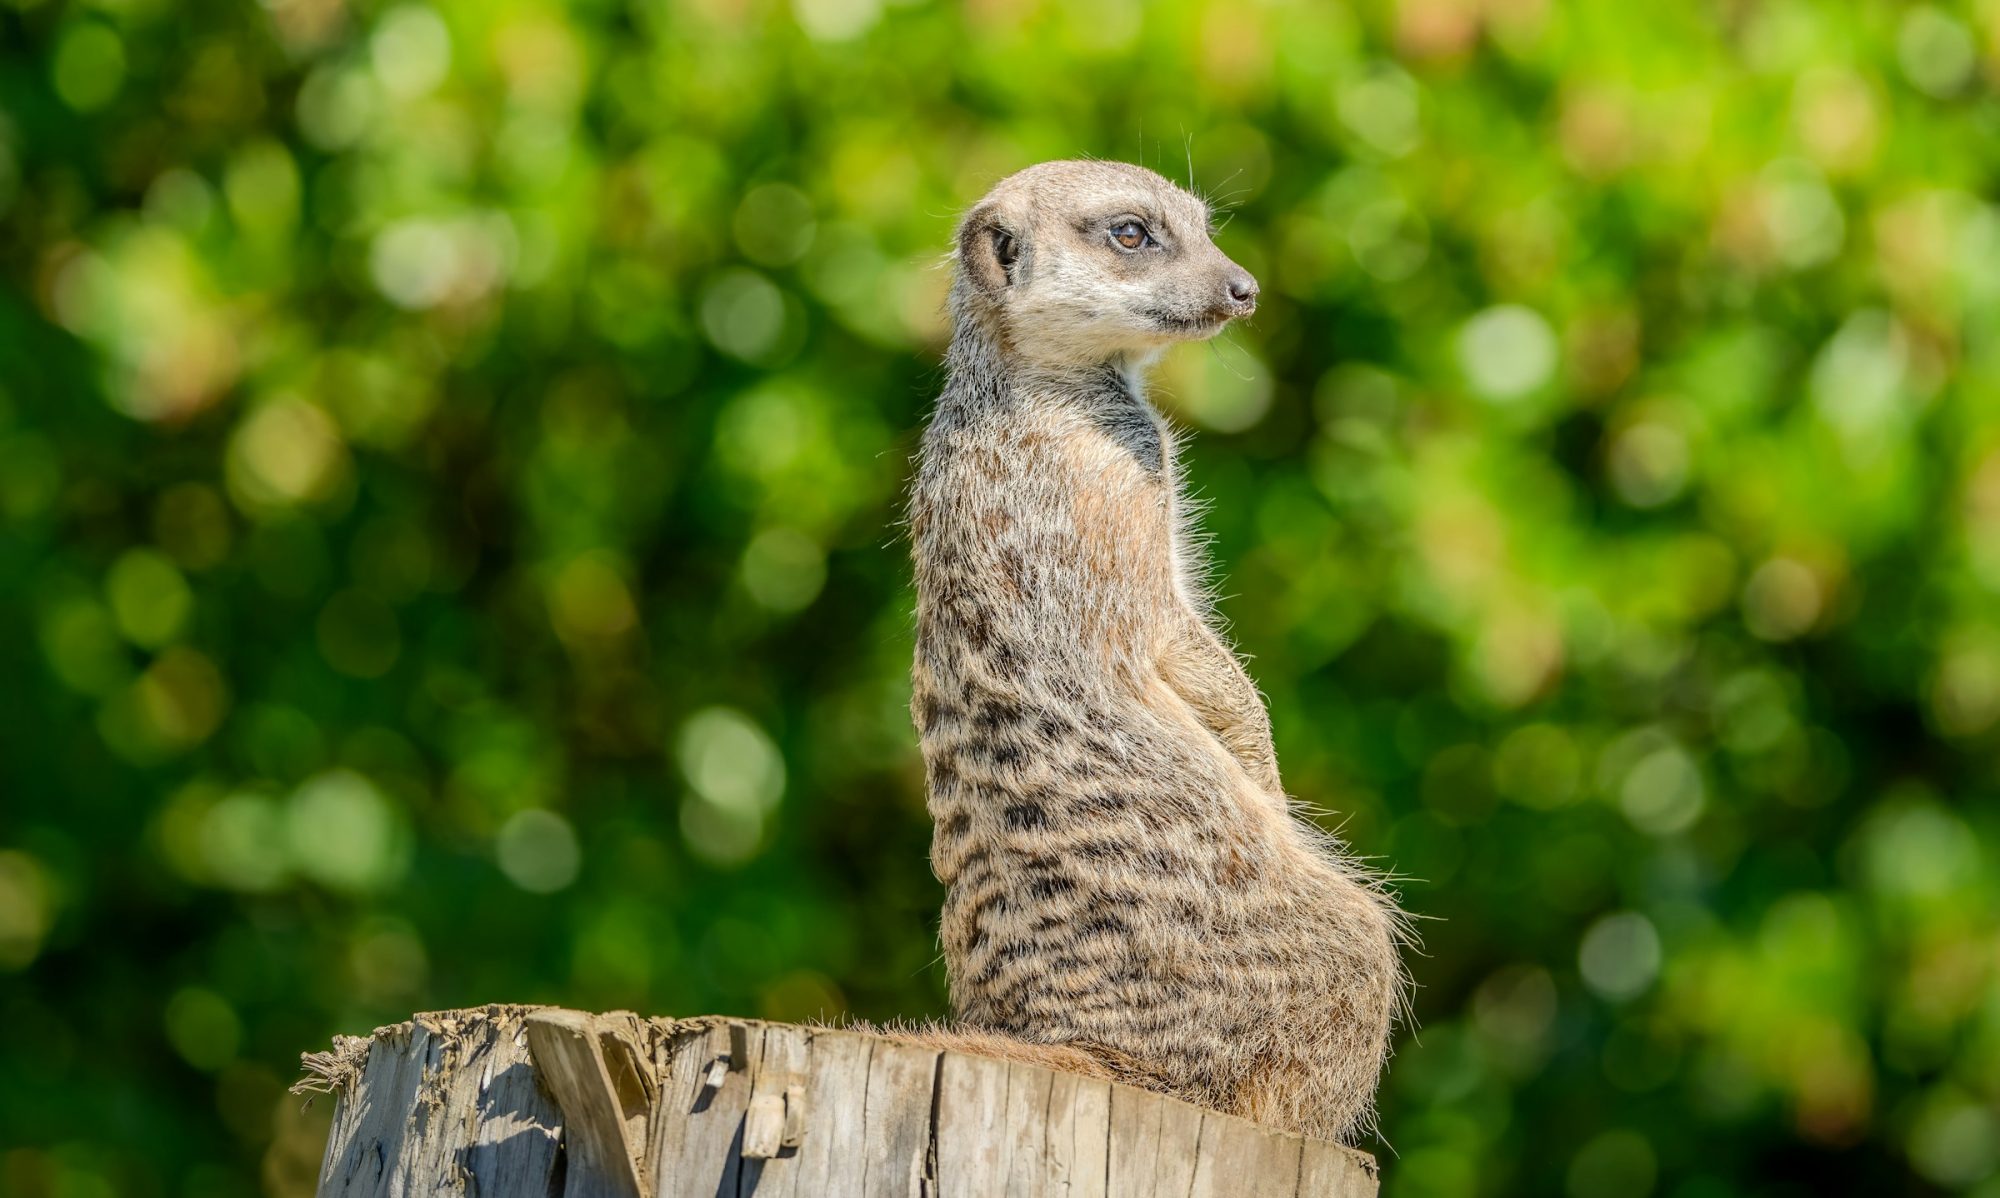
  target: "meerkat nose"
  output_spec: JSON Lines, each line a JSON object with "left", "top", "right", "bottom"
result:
{"left": 1223, "top": 270, "right": 1259, "bottom": 314}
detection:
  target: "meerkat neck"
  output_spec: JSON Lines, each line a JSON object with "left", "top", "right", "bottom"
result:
{"left": 944, "top": 313, "right": 1158, "bottom": 414}
{"left": 941, "top": 311, "right": 1011, "bottom": 412}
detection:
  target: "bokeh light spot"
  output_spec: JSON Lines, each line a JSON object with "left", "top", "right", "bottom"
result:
{"left": 1458, "top": 305, "right": 1557, "bottom": 402}
{"left": 52, "top": 23, "right": 124, "bottom": 112}
{"left": 1338, "top": 66, "right": 1422, "bottom": 157}
{"left": 0, "top": 851, "right": 56, "bottom": 971}
{"left": 1493, "top": 723, "right": 1582, "bottom": 810}
{"left": 370, "top": 7, "right": 452, "bottom": 99}
{"left": 1742, "top": 557, "right": 1822, "bottom": 641}
{"left": 1793, "top": 68, "right": 1880, "bottom": 173}
{"left": 1619, "top": 745, "right": 1705, "bottom": 836}
{"left": 1928, "top": 633, "right": 2000, "bottom": 737}
{"left": 1810, "top": 310, "right": 1908, "bottom": 439}
{"left": 1861, "top": 800, "right": 1978, "bottom": 901}
{"left": 285, "top": 771, "right": 408, "bottom": 894}
{"left": 296, "top": 64, "right": 380, "bottom": 150}
{"left": 733, "top": 183, "right": 818, "bottom": 268}
{"left": 140, "top": 646, "right": 227, "bottom": 741}
{"left": 227, "top": 398, "right": 350, "bottom": 511}
{"left": 145, "top": 169, "right": 216, "bottom": 232}
{"left": 496, "top": 809, "right": 582, "bottom": 894}
{"left": 98, "top": 647, "right": 230, "bottom": 761}
{"left": 700, "top": 269, "right": 792, "bottom": 364}
{"left": 39, "top": 595, "right": 130, "bottom": 696}
{"left": 741, "top": 528, "right": 828, "bottom": 613}
{"left": 164, "top": 988, "right": 241, "bottom": 1071}
{"left": 1762, "top": 162, "right": 1844, "bottom": 269}
{"left": 1567, "top": 1129, "right": 1657, "bottom": 1198}
{"left": 223, "top": 141, "right": 300, "bottom": 237}
{"left": 106, "top": 549, "right": 193, "bottom": 649}
{"left": 1347, "top": 197, "right": 1430, "bottom": 282}
{"left": 1160, "top": 340, "right": 1274, "bottom": 432}
{"left": 791, "top": 0, "right": 883, "bottom": 43}
{"left": 1907, "top": 1093, "right": 2000, "bottom": 1187}
{"left": 1714, "top": 669, "right": 1795, "bottom": 754}
{"left": 678, "top": 707, "right": 786, "bottom": 817}
{"left": 1607, "top": 421, "right": 1690, "bottom": 509}
{"left": 1898, "top": 7, "right": 1977, "bottom": 99}
{"left": 547, "top": 552, "right": 639, "bottom": 645}
{"left": 676, "top": 707, "right": 785, "bottom": 866}
{"left": 1579, "top": 911, "right": 1662, "bottom": 1002}
{"left": 53, "top": 227, "right": 243, "bottom": 423}
{"left": 201, "top": 793, "right": 292, "bottom": 893}
{"left": 370, "top": 214, "right": 515, "bottom": 310}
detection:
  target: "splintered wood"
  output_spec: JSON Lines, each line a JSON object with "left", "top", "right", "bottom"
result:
{"left": 300, "top": 1006, "right": 1378, "bottom": 1198}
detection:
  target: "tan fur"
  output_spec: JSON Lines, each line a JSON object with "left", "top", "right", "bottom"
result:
{"left": 906, "top": 161, "right": 1409, "bottom": 1143}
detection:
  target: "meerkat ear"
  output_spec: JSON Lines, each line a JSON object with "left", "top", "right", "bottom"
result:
{"left": 958, "top": 203, "right": 1021, "bottom": 294}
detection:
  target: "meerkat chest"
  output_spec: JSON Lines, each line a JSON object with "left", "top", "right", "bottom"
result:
{"left": 1030, "top": 411, "right": 1178, "bottom": 585}
{"left": 910, "top": 387, "right": 1190, "bottom": 674}
{"left": 1047, "top": 374, "right": 1173, "bottom": 479}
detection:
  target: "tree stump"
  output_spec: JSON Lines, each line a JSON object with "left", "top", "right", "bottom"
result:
{"left": 295, "top": 1004, "right": 1379, "bottom": 1197}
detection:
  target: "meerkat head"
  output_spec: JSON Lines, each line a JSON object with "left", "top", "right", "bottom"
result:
{"left": 952, "top": 160, "right": 1259, "bottom": 368}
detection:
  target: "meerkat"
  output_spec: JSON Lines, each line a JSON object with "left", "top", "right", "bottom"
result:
{"left": 904, "top": 160, "right": 1407, "bottom": 1144}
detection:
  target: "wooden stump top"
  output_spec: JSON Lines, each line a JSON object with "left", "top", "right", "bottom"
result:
{"left": 297, "top": 1004, "right": 1379, "bottom": 1198}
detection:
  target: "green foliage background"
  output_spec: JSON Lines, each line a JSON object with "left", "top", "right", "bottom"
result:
{"left": 5, "top": 0, "right": 2000, "bottom": 1194}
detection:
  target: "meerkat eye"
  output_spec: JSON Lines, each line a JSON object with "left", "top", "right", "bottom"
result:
{"left": 1110, "top": 220, "right": 1152, "bottom": 251}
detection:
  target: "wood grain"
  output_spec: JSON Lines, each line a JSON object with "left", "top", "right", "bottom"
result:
{"left": 523, "top": 1009, "right": 647, "bottom": 1198}
{"left": 299, "top": 1007, "right": 1378, "bottom": 1198}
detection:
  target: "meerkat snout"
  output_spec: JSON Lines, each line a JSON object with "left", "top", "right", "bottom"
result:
{"left": 951, "top": 160, "right": 1260, "bottom": 366}
{"left": 1222, "top": 267, "right": 1259, "bottom": 315}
